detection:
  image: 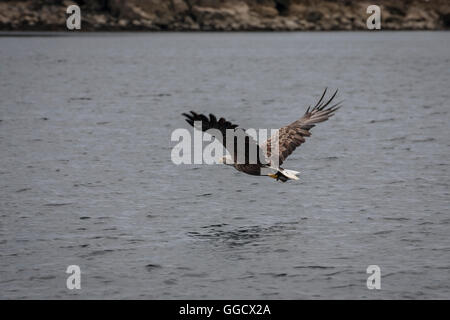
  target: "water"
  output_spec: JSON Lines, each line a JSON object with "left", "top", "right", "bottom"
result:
{"left": 0, "top": 32, "right": 449, "bottom": 299}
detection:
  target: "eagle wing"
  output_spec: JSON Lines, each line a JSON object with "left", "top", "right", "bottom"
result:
{"left": 182, "top": 111, "right": 266, "bottom": 165}
{"left": 263, "top": 88, "right": 342, "bottom": 166}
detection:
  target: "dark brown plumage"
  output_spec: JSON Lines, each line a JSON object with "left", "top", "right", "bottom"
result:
{"left": 263, "top": 88, "right": 341, "bottom": 166}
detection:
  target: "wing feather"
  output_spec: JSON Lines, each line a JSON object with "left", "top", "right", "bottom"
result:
{"left": 263, "top": 88, "right": 342, "bottom": 166}
{"left": 182, "top": 111, "right": 264, "bottom": 164}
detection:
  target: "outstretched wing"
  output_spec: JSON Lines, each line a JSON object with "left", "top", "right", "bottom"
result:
{"left": 182, "top": 111, "right": 266, "bottom": 165}
{"left": 263, "top": 88, "right": 342, "bottom": 166}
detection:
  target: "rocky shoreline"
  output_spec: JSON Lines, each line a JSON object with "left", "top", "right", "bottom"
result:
{"left": 1, "top": 0, "right": 449, "bottom": 31}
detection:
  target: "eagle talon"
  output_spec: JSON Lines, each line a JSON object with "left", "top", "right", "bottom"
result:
{"left": 269, "top": 172, "right": 288, "bottom": 182}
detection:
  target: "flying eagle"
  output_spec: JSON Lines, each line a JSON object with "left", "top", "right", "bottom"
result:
{"left": 182, "top": 88, "right": 341, "bottom": 182}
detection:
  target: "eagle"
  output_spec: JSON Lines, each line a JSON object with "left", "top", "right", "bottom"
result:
{"left": 182, "top": 88, "right": 341, "bottom": 182}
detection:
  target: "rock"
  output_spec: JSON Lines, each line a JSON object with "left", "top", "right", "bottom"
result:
{"left": 173, "top": 0, "right": 189, "bottom": 15}
{"left": 284, "top": 18, "right": 299, "bottom": 30}
{"left": 118, "top": 19, "right": 129, "bottom": 27}
{"left": 253, "top": 5, "right": 278, "bottom": 18}
{"left": 93, "top": 14, "right": 107, "bottom": 25}
{"left": 306, "top": 11, "right": 323, "bottom": 23}
{"left": 441, "top": 13, "right": 450, "bottom": 28}
{"left": 0, "top": 0, "right": 448, "bottom": 31}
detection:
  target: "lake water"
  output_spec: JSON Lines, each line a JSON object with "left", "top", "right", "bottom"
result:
{"left": 0, "top": 32, "right": 449, "bottom": 299}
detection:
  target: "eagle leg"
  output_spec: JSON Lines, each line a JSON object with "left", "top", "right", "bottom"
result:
{"left": 268, "top": 172, "right": 288, "bottom": 182}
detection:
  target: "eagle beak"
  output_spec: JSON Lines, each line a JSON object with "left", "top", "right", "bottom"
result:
{"left": 218, "top": 157, "right": 224, "bottom": 164}
{"left": 268, "top": 174, "right": 278, "bottom": 179}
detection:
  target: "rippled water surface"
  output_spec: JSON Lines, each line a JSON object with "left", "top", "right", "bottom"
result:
{"left": 0, "top": 32, "right": 449, "bottom": 299}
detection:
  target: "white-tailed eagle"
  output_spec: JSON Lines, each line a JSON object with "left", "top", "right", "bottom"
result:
{"left": 182, "top": 88, "right": 341, "bottom": 182}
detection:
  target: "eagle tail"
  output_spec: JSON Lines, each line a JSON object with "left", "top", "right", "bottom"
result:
{"left": 267, "top": 168, "right": 300, "bottom": 182}
{"left": 280, "top": 169, "right": 300, "bottom": 180}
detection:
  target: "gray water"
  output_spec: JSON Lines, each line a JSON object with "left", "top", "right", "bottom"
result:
{"left": 0, "top": 32, "right": 449, "bottom": 299}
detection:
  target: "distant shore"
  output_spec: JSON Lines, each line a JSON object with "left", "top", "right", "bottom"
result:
{"left": 1, "top": 0, "right": 449, "bottom": 32}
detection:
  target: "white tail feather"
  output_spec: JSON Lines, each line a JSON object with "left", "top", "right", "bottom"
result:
{"left": 280, "top": 169, "right": 300, "bottom": 180}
